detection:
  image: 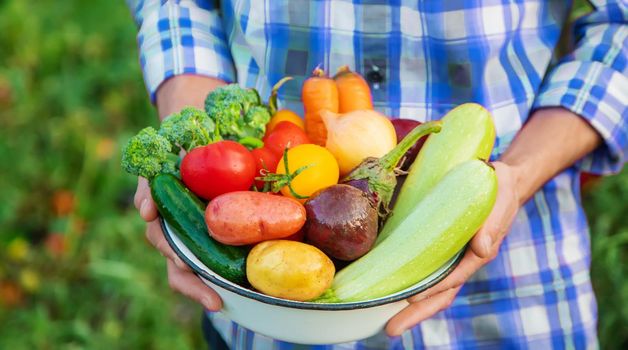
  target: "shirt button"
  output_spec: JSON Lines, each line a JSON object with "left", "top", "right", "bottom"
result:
{"left": 366, "top": 70, "right": 384, "bottom": 84}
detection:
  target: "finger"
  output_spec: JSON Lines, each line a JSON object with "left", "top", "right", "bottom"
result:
{"left": 471, "top": 161, "right": 518, "bottom": 258}
{"left": 134, "top": 177, "right": 158, "bottom": 222}
{"left": 469, "top": 197, "right": 505, "bottom": 259}
{"left": 408, "top": 249, "right": 484, "bottom": 303}
{"left": 167, "top": 259, "right": 223, "bottom": 311}
{"left": 145, "top": 220, "right": 190, "bottom": 271}
{"left": 469, "top": 199, "right": 510, "bottom": 259}
{"left": 134, "top": 177, "right": 150, "bottom": 209}
{"left": 470, "top": 227, "right": 495, "bottom": 259}
{"left": 386, "top": 286, "right": 460, "bottom": 336}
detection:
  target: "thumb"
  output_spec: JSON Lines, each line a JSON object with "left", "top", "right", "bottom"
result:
{"left": 134, "top": 177, "right": 158, "bottom": 222}
{"left": 470, "top": 227, "right": 494, "bottom": 259}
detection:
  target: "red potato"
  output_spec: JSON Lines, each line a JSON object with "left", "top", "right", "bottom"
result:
{"left": 205, "top": 191, "right": 307, "bottom": 246}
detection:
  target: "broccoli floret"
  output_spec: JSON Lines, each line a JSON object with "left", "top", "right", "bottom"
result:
{"left": 121, "top": 127, "right": 177, "bottom": 180}
{"left": 244, "top": 105, "right": 271, "bottom": 137}
{"left": 159, "top": 107, "right": 216, "bottom": 152}
{"left": 204, "top": 84, "right": 271, "bottom": 144}
{"left": 208, "top": 98, "right": 247, "bottom": 138}
{"left": 206, "top": 84, "right": 261, "bottom": 112}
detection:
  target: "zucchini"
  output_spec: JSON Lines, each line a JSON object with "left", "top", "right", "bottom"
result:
{"left": 377, "top": 103, "right": 495, "bottom": 244}
{"left": 150, "top": 173, "right": 248, "bottom": 285}
{"left": 325, "top": 160, "right": 497, "bottom": 302}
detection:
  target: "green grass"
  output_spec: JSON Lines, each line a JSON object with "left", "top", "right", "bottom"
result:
{"left": 0, "top": 1, "right": 204, "bottom": 348}
{"left": 0, "top": 0, "right": 625, "bottom": 349}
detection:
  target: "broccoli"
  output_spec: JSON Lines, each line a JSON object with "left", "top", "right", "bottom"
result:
{"left": 204, "top": 84, "right": 271, "bottom": 144}
{"left": 159, "top": 106, "right": 217, "bottom": 152}
{"left": 121, "top": 127, "right": 178, "bottom": 180}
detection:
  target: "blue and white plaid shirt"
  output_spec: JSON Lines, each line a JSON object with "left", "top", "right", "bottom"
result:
{"left": 128, "top": 0, "right": 627, "bottom": 348}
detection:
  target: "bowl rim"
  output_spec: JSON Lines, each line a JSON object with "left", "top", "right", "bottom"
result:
{"left": 160, "top": 217, "right": 465, "bottom": 311}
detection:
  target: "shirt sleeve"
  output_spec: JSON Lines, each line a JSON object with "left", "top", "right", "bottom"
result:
{"left": 127, "top": 0, "right": 236, "bottom": 103}
{"left": 533, "top": 0, "right": 628, "bottom": 175}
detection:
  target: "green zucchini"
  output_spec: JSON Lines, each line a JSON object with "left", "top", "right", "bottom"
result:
{"left": 150, "top": 173, "right": 248, "bottom": 285}
{"left": 376, "top": 103, "right": 495, "bottom": 244}
{"left": 323, "top": 160, "right": 497, "bottom": 302}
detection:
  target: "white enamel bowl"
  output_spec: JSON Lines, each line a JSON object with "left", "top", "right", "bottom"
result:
{"left": 161, "top": 219, "right": 464, "bottom": 345}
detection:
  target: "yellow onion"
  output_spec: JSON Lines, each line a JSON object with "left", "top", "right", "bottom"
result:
{"left": 321, "top": 109, "right": 397, "bottom": 175}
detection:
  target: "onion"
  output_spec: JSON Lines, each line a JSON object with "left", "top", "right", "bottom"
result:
{"left": 321, "top": 110, "right": 397, "bottom": 175}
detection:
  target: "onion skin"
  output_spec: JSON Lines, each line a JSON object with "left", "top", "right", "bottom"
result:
{"left": 322, "top": 109, "right": 397, "bottom": 176}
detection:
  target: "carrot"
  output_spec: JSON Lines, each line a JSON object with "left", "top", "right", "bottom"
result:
{"left": 334, "top": 65, "right": 373, "bottom": 113}
{"left": 205, "top": 191, "right": 306, "bottom": 246}
{"left": 302, "top": 68, "right": 339, "bottom": 146}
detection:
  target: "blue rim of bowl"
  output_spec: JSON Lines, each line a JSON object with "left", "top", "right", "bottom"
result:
{"left": 160, "top": 217, "right": 465, "bottom": 311}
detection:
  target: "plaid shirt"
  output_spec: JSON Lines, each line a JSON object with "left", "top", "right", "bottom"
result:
{"left": 128, "top": 0, "right": 627, "bottom": 348}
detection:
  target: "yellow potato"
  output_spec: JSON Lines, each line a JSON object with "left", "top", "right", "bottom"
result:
{"left": 246, "top": 240, "right": 335, "bottom": 301}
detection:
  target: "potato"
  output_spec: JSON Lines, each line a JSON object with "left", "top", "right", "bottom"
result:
{"left": 246, "top": 240, "right": 335, "bottom": 301}
{"left": 205, "top": 191, "right": 306, "bottom": 246}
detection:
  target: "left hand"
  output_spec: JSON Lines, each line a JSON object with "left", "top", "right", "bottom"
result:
{"left": 385, "top": 161, "right": 521, "bottom": 336}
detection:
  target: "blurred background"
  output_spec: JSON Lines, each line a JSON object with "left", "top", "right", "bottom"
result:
{"left": 0, "top": 1, "right": 625, "bottom": 349}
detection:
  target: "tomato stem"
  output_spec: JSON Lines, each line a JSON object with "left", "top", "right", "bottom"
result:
{"left": 256, "top": 147, "right": 311, "bottom": 199}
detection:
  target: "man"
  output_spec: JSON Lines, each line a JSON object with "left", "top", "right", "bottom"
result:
{"left": 128, "top": 0, "right": 627, "bottom": 348}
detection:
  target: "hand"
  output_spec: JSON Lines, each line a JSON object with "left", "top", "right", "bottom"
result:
{"left": 136, "top": 74, "right": 227, "bottom": 310}
{"left": 385, "top": 161, "right": 520, "bottom": 336}
{"left": 134, "top": 177, "right": 222, "bottom": 311}
{"left": 156, "top": 74, "right": 226, "bottom": 119}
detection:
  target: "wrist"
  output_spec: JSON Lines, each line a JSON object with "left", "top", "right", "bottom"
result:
{"left": 498, "top": 107, "right": 602, "bottom": 205}
{"left": 156, "top": 74, "right": 227, "bottom": 120}
{"left": 496, "top": 159, "right": 528, "bottom": 206}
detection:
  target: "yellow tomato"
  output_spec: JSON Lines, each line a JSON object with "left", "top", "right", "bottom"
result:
{"left": 276, "top": 144, "right": 339, "bottom": 201}
{"left": 246, "top": 240, "right": 335, "bottom": 301}
{"left": 266, "top": 110, "right": 304, "bottom": 135}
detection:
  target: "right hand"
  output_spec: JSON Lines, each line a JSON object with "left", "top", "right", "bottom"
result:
{"left": 134, "top": 177, "right": 222, "bottom": 311}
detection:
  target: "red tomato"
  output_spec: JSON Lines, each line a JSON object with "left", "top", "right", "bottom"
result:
{"left": 250, "top": 147, "right": 280, "bottom": 189}
{"left": 263, "top": 121, "right": 310, "bottom": 156}
{"left": 180, "top": 141, "right": 256, "bottom": 200}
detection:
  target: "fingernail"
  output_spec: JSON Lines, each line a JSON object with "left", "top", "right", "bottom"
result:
{"left": 391, "top": 327, "right": 405, "bottom": 337}
{"left": 174, "top": 258, "right": 187, "bottom": 270}
{"left": 481, "top": 235, "right": 493, "bottom": 255}
{"left": 201, "top": 297, "right": 216, "bottom": 311}
{"left": 139, "top": 199, "right": 149, "bottom": 218}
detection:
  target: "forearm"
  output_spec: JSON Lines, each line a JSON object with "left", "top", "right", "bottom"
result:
{"left": 500, "top": 107, "right": 601, "bottom": 205}
{"left": 155, "top": 75, "right": 227, "bottom": 120}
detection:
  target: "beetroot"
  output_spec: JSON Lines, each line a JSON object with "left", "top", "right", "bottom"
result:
{"left": 342, "top": 121, "right": 441, "bottom": 217}
{"left": 303, "top": 185, "right": 378, "bottom": 261}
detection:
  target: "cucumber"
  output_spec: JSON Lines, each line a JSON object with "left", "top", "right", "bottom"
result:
{"left": 325, "top": 160, "right": 497, "bottom": 302}
{"left": 150, "top": 173, "right": 248, "bottom": 285}
{"left": 377, "top": 103, "right": 495, "bottom": 244}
